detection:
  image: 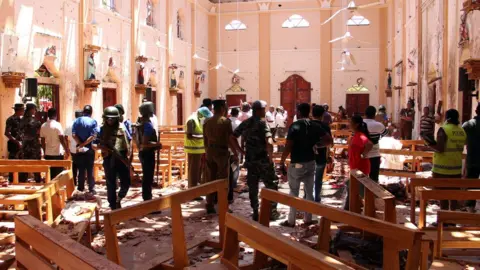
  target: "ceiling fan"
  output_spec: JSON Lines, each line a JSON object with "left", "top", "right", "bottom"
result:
{"left": 329, "top": 31, "right": 353, "bottom": 43}
{"left": 321, "top": 0, "right": 384, "bottom": 26}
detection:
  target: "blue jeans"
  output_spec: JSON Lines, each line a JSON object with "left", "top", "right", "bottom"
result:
{"left": 287, "top": 161, "right": 315, "bottom": 224}
{"left": 314, "top": 163, "right": 326, "bottom": 203}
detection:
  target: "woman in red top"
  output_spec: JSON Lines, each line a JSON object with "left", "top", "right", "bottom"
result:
{"left": 344, "top": 115, "right": 373, "bottom": 210}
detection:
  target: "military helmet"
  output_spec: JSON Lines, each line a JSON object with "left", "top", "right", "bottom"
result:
{"left": 379, "top": 105, "right": 386, "bottom": 111}
{"left": 139, "top": 102, "right": 155, "bottom": 117}
{"left": 103, "top": 106, "right": 120, "bottom": 119}
{"left": 114, "top": 104, "right": 125, "bottom": 115}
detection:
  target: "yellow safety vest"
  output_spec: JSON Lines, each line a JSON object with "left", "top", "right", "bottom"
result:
{"left": 432, "top": 123, "right": 466, "bottom": 175}
{"left": 184, "top": 114, "right": 205, "bottom": 154}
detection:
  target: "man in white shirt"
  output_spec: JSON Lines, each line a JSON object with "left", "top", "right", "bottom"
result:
{"left": 40, "top": 108, "right": 69, "bottom": 179}
{"left": 238, "top": 102, "right": 252, "bottom": 122}
{"left": 364, "top": 106, "right": 388, "bottom": 182}
{"left": 275, "top": 106, "right": 287, "bottom": 138}
{"left": 228, "top": 107, "right": 242, "bottom": 203}
{"left": 65, "top": 110, "right": 82, "bottom": 185}
{"left": 265, "top": 105, "right": 276, "bottom": 132}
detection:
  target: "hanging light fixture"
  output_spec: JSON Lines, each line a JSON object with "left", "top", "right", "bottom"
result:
{"left": 234, "top": 0, "right": 240, "bottom": 74}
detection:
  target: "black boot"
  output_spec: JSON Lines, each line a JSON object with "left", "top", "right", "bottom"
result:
{"left": 252, "top": 209, "right": 259, "bottom": 221}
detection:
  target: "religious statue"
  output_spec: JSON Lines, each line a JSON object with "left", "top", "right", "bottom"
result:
{"left": 232, "top": 74, "right": 240, "bottom": 85}
{"left": 459, "top": 12, "right": 470, "bottom": 47}
{"left": 195, "top": 74, "right": 201, "bottom": 93}
{"left": 103, "top": 57, "right": 120, "bottom": 83}
{"left": 177, "top": 11, "right": 183, "bottom": 40}
{"left": 169, "top": 65, "right": 177, "bottom": 90}
{"left": 200, "top": 73, "right": 206, "bottom": 83}
{"left": 36, "top": 45, "right": 59, "bottom": 78}
{"left": 147, "top": 67, "right": 157, "bottom": 87}
{"left": 387, "top": 72, "right": 392, "bottom": 90}
{"left": 138, "top": 63, "right": 145, "bottom": 85}
{"left": 146, "top": 0, "right": 154, "bottom": 26}
{"left": 177, "top": 70, "right": 185, "bottom": 90}
{"left": 87, "top": 53, "right": 96, "bottom": 80}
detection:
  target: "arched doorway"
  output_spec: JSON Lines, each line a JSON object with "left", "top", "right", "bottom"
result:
{"left": 345, "top": 78, "right": 370, "bottom": 117}
{"left": 279, "top": 74, "right": 312, "bottom": 126}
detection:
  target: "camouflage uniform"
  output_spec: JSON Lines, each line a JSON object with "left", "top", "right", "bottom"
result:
{"left": 19, "top": 114, "right": 42, "bottom": 182}
{"left": 5, "top": 115, "right": 22, "bottom": 159}
{"left": 233, "top": 116, "right": 278, "bottom": 214}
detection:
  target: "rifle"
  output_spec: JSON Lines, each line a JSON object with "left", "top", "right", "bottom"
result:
{"left": 99, "top": 144, "right": 139, "bottom": 181}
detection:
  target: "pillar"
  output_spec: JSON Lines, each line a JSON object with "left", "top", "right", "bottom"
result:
{"left": 378, "top": 7, "right": 387, "bottom": 107}
{"left": 441, "top": 0, "right": 449, "bottom": 109}
{"left": 78, "top": 0, "right": 86, "bottom": 108}
{"left": 130, "top": 0, "right": 139, "bottom": 122}
{"left": 190, "top": 2, "right": 197, "bottom": 112}
{"left": 258, "top": 11, "right": 270, "bottom": 102}
{"left": 320, "top": 10, "right": 332, "bottom": 106}
{"left": 208, "top": 14, "right": 217, "bottom": 99}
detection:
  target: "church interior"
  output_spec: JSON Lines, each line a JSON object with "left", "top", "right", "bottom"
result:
{"left": 0, "top": 0, "right": 480, "bottom": 269}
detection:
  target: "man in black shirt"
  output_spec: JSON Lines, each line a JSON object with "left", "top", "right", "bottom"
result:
{"left": 462, "top": 102, "right": 480, "bottom": 213}
{"left": 280, "top": 103, "right": 332, "bottom": 227}
{"left": 311, "top": 105, "right": 332, "bottom": 202}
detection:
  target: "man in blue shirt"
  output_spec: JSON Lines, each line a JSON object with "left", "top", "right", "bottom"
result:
{"left": 72, "top": 105, "right": 98, "bottom": 194}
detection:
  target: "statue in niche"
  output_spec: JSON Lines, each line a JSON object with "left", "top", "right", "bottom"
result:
{"left": 177, "top": 71, "right": 185, "bottom": 90}
{"left": 147, "top": 67, "right": 157, "bottom": 87}
{"left": 459, "top": 12, "right": 469, "bottom": 47}
{"left": 195, "top": 74, "right": 201, "bottom": 93}
{"left": 200, "top": 73, "right": 206, "bottom": 83}
{"left": 386, "top": 73, "right": 392, "bottom": 89}
{"left": 146, "top": 0, "right": 154, "bottom": 26}
{"left": 103, "top": 57, "right": 120, "bottom": 83}
{"left": 36, "top": 45, "right": 59, "bottom": 78}
{"left": 87, "top": 52, "right": 96, "bottom": 80}
{"left": 138, "top": 63, "right": 145, "bottom": 85}
{"left": 169, "top": 65, "right": 177, "bottom": 90}
{"left": 177, "top": 11, "right": 183, "bottom": 40}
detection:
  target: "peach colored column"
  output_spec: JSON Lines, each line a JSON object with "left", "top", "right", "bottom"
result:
{"left": 258, "top": 12, "right": 270, "bottom": 102}
{"left": 378, "top": 7, "right": 387, "bottom": 106}
{"left": 190, "top": 3, "right": 197, "bottom": 110}
{"left": 441, "top": 0, "right": 448, "bottom": 109}
{"left": 130, "top": 0, "right": 139, "bottom": 121}
{"left": 401, "top": 0, "right": 407, "bottom": 105}
{"left": 208, "top": 14, "right": 217, "bottom": 99}
{"left": 417, "top": 0, "right": 423, "bottom": 112}
{"left": 78, "top": 0, "right": 86, "bottom": 107}
{"left": 165, "top": 0, "right": 173, "bottom": 124}
{"left": 320, "top": 10, "right": 332, "bottom": 106}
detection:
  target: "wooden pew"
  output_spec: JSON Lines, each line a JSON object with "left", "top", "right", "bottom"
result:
{"left": 0, "top": 165, "right": 51, "bottom": 184}
{"left": 0, "top": 159, "right": 72, "bottom": 169}
{"left": 256, "top": 189, "right": 424, "bottom": 270}
{"left": 410, "top": 178, "right": 480, "bottom": 227}
{"left": 349, "top": 170, "right": 397, "bottom": 223}
{"left": 436, "top": 211, "right": 480, "bottom": 258}
{"left": 212, "top": 213, "right": 354, "bottom": 270}
{"left": 159, "top": 125, "right": 184, "bottom": 132}
{"left": 25, "top": 170, "right": 75, "bottom": 224}
{"left": 15, "top": 215, "right": 124, "bottom": 270}
{"left": 102, "top": 179, "right": 228, "bottom": 269}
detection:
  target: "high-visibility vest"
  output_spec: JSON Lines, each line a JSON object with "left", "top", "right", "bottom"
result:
{"left": 432, "top": 123, "right": 466, "bottom": 175}
{"left": 184, "top": 114, "right": 205, "bottom": 154}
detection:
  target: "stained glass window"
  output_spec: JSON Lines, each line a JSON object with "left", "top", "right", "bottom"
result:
{"left": 282, "top": 14, "right": 310, "bottom": 28}
{"left": 225, "top": 20, "right": 247, "bottom": 31}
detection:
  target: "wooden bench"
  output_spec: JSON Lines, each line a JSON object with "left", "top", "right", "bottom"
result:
{"left": 208, "top": 213, "right": 354, "bottom": 270}
{"left": 349, "top": 170, "right": 397, "bottom": 223}
{"left": 256, "top": 189, "right": 424, "bottom": 270}
{"left": 410, "top": 178, "right": 480, "bottom": 228}
{"left": 103, "top": 179, "right": 228, "bottom": 269}
{"left": 436, "top": 210, "right": 480, "bottom": 258}
{"left": 15, "top": 215, "right": 124, "bottom": 270}
{"left": 0, "top": 159, "right": 72, "bottom": 169}
{"left": 0, "top": 165, "right": 51, "bottom": 184}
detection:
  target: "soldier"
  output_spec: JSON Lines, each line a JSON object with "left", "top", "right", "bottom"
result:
{"left": 4, "top": 103, "right": 25, "bottom": 182}
{"left": 231, "top": 100, "right": 282, "bottom": 221}
{"left": 203, "top": 100, "right": 243, "bottom": 214}
{"left": 94, "top": 107, "right": 131, "bottom": 210}
{"left": 114, "top": 104, "right": 132, "bottom": 142}
{"left": 134, "top": 102, "right": 161, "bottom": 201}
{"left": 19, "top": 103, "right": 42, "bottom": 182}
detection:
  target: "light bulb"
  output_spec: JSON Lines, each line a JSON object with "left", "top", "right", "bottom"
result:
{"left": 215, "top": 63, "right": 222, "bottom": 69}
{"left": 233, "top": 68, "right": 240, "bottom": 74}
{"left": 345, "top": 31, "right": 351, "bottom": 37}
{"left": 155, "top": 40, "right": 161, "bottom": 47}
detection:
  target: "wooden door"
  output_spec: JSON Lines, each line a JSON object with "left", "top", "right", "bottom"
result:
{"left": 177, "top": 93, "right": 183, "bottom": 125}
{"left": 226, "top": 94, "right": 246, "bottom": 108}
{"left": 346, "top": 94, "right": 369, "bottom": 117}
{"left": 280, "top": 74, "right": 312, "bottom": 127}
{"left": 36, "top": 84, "right": 60, "bottom": 124}
{"left": 103, "top": 88, "right": 117, "bottom": 109}
{"left": 462, "top": 91, "right": 472, "bottom": 123}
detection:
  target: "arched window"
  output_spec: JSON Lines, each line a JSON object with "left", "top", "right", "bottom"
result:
{"left": 225, "top": 20, "right": 247, "bottom": 31}
{"left": 102, "top": 0, "right": 116, "bottom": 11}
{"left": 146, "top": 0, "right": 155, "bottom": 27}
{"left": 282, "top": 14, "right": 309, "bottom": 28}
{"left": 347, "top": 15, "right": 370, "bottom": 26}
